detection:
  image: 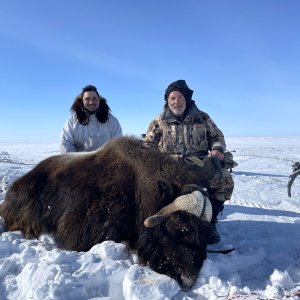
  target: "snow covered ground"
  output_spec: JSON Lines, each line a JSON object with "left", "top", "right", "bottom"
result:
{"left": 0, "top": 137, "right": 300, "bottom": 300}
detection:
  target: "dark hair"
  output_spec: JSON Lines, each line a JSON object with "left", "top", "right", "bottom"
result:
{"left": 70, "top": 84, "right": 111, "bottom": 125}
{"left": 81, "top": 85, "right": 100, "bottom": 97}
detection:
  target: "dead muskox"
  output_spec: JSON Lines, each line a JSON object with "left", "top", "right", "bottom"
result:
{"left": 0, "top": 136, "right": 215, "bottom": 290}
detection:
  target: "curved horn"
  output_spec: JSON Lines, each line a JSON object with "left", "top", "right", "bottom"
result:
{"left": 144, "top": 190, "right": 212, "bottom": 228}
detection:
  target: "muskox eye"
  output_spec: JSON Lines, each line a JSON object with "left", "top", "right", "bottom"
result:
{"left": 172, "top": 222, "right": 193, "bottom": 236}
{"left": 180, "top": 224, "right": 195, "bottom": 236}
{"left": 175, "top": 222, "right": 189, "bottom": 232}
{"left": 181, "top": 226, "right": 190, "bottom": 233}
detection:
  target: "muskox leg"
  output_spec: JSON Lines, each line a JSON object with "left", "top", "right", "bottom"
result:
{"left": 0, "top": 200, "right": 44, "bottom": 239}
{"left": 54, "top": 215, "right": 136, "bottom": 252}
{"left": 0, "top": 171, "right": 50, "bottom": 239}
{"left": 53, "top": 194, "right": 138, "bottom": 252}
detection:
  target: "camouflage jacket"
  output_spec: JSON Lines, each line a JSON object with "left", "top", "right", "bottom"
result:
{"left": 143, "top": 103, "right": 226, "bottom": 158}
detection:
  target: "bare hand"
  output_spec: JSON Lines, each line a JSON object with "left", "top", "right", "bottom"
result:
{"left": 208, "top": 149, "right": 224, "bottom": 161}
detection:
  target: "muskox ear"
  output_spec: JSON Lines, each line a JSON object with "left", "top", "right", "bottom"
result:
{"left": 157, "top": 179, "right": 173, "bottom": 201}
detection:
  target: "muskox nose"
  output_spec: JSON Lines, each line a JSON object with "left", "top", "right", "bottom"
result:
{"left": 180, "top": 274, "right": 197, "bottom": 291}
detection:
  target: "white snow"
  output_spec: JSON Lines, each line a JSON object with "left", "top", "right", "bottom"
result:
{"left": 1, "top": 137, "right": 300, "bottom": 300}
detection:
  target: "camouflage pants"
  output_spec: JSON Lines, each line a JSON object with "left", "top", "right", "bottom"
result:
{"left": 206, "top": 168, "right": 234, "bottom": 202}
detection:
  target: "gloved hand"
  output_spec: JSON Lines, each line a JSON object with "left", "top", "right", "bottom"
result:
{"left": 183, "top": 156, "right": 220, "bottom": 181}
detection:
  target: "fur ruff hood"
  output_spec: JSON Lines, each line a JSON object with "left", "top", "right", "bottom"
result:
{"left": 71, "top": 97, "right": 111, "bottom": 125}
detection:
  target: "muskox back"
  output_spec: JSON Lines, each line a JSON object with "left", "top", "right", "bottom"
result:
{"left": 0, "top": 136, "right": 212, "bottom": 290}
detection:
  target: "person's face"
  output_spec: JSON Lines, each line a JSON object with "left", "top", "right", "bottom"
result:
{"left": 167, "top": 91, "right": 186, "bottom": 117}
{"left": 82, "top": 91, "right": 100, "bottom": 112}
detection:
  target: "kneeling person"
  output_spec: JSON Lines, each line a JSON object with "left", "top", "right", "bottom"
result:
{"left": 142, "top": 79, "right": 235, "bottom": 244}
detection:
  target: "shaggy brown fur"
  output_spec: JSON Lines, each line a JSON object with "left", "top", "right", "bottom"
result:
{"left": 0, "top": 136, "right": 212, "bottom": 290}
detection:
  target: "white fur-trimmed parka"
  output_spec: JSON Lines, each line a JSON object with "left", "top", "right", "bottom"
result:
{"left": 60, "top": 113, "right": 122, "bottom": 153}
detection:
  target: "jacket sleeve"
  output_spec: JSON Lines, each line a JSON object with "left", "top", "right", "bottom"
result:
{"left": 109, "top": 115, "right": 123, "bottom": 138}
{"left": 59, "top": 117, "right": 77, "bottom": 153}
{"left": 205, "top": 116, "right": 226, "bottom": 152}
{"left": 142, "top": 118, "right": 162, "bottom": 148}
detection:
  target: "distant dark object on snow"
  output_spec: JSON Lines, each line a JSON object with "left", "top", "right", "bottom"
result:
{"left": 287, "top": 161, "right": 300, "bottom": 197}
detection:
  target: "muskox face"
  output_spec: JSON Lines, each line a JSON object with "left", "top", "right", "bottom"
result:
{"left": 138, "top": 190, "right": 213, "bottom": 290}
{"left": 138, "top": 212, "right": 212, "bottom": 290}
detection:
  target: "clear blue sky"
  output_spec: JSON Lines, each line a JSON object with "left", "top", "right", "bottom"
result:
{"left": 0, "top": 0, "right": 299, "bottom": 142}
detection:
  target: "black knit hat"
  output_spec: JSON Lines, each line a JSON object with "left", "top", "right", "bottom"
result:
{"left": 164, "top": 80, "right": 194, "bottom": 104}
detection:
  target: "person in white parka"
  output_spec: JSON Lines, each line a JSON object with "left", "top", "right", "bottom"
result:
{"left": 60, "top": 85, "right": 122, "bottom": 153}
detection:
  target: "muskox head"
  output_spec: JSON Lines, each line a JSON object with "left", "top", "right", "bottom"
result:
{"left": 137, "top": 190, "right": 213, "bottom": 291}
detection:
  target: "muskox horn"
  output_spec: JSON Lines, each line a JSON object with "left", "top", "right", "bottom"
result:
{"left": 144, "top": 190, "right": 212, "bottom": 228}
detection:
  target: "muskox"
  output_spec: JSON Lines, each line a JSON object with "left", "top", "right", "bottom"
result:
{"left": 0, "top": 136, "right": 214, "bottom": 290}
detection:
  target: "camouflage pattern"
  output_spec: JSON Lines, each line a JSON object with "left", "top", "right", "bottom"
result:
{"left": 223, "top": 151, "right": 239, "bottom": 169}
{"left": 206, "top": 168, "right": 234, "bottom": 201}
{"left": 143, "top": 104, "right": 225, "bottom": 157}
{"left": 143, "top": 103, "right": 234, "bottom": 202}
